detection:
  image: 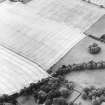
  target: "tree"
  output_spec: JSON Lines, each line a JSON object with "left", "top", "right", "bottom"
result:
{"left": 37, "top": 90, "right": 47, "bottom": 104}
{"left": 57, "top": 75, "right": 65, "bottom": 82}
{"left": 66, "top": 82, "right": 74, "bottom": 90}
{"left": 88, "top": 92, "right": 93, "bottom": 100}
{"left": 83, "top": 87, "right": 90, "bottom": 94}
{"left": 99, "top": 95, "right": 105, "bottom": 102}
{"left": 9, "top": 0, "right": 19, "bottom": 2}
{"left": 45, "top": 99, "right": 52, "bottom": 105}
{"left": 89, "top": 61, "right": 97, "bottom": 69}
{"left": 10, "top": 100, "right": 18, "bottom": 105}
{"left": 90, "top": 86, "right": 96, "bottom": 90}
{"left": 7, "top": 93, "right": 19, "bottom": 102}
{"left": 1, "top": 94, "right": 9, "bottom": 102}
{"left": 47, "top": 89, "right": 61, "bottom": 99}
{"left": 53, "top": 97, "right": 68, "bottom": 105}
{"left": 102, "top": 62, "right": 105, "bottom": 68}
{"left": 91, "top": 90, "right": 97, "bottom": 97}
{"left": 67, "top": 65, "right": 72, "bottom": 72}
{"left": 75, "top": 64, "right": 82, "bottom": 71}
{"left": 92, "top": 99, "right": 101, "bottom": 105}
{"left": 71, "top": 64, "right": 77, "bottom": 71}
{"left": 55, "top": 66, "right": 66, "bottom": 76}
{"left": 100, "top": 34, "right": 105, "bottom": 40}
{"left": 87, "top": 62, "right": 92, "bottom": 69}
{"left": 69, "top": 101, "right": 74, "bottom": 105}
{"left": 97, "top": 62, "right": 103, "bottom": 69}
{"left": 81, "top": 63, "right": 87, "bottom": 70}
{"left": 81, "top": 92, "right": 88, "bottom": 100}
{"left": 60, "top": 87, "right": 71, "bottom": 98}
{"left": 40, "top": 85, "right": 51, "bottom": 93}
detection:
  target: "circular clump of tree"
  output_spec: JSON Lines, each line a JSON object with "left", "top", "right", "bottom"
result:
{"left": 88, "top": 43, "right": 101, "bottom": 54}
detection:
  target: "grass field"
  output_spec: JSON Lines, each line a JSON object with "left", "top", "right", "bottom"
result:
{"left": 51, "top": 36, "right": 105, "bottom": 105}
{"left": 85, "top": 14, "right": 105, "bottom": 38}
{"left": 52, "top": 37, "right": 105, "bottom": 70}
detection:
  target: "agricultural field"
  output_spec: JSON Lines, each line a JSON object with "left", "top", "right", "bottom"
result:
{"left": 0, "top": 0, "right": 104, "bottom": 71}
{"left": 0, "top": 45, "right": 48, "bottom": 95}
{"left": 0, "top": 0, "right": 105, "bottom": 105}
{"left": 38, "top": 0, "right": 105, "bottom": 31}
{"left": 0, "top": 0, "right": 85, "bottom": 70}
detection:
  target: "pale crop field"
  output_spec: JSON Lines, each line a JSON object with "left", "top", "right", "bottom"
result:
{"left": 38, "top": 0, "right": 105, "bottom": 31}
{"left": 0, "top": 0, "right": 85, "bottom": 70}
{"left": 0, "top": 45, "right": 48, "bottom": 95}
{"left": 0, "top": 0, "right": 103, "bottom": 71}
